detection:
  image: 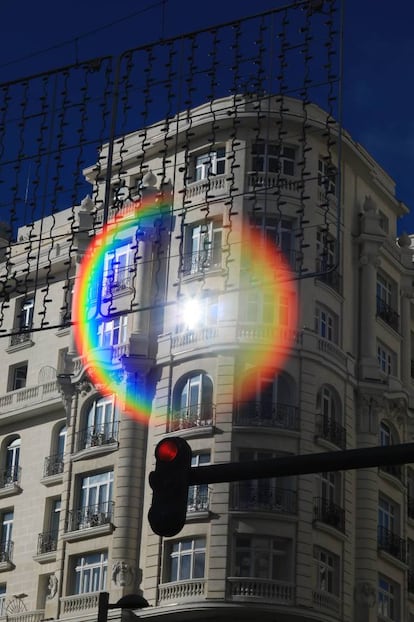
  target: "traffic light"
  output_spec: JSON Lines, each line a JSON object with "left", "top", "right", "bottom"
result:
{"left": 148, "top": 437, "right": 192, "bottom": 537}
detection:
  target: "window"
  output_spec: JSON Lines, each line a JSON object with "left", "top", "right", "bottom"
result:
{"left": 176, "top": 295, "right": 218, "bottom": 332}
{"left": 82, "top": 395, "right": 118, "bottom": 449}
{"left": 39, "top": 498, "right": 61, "bottom": 554}
{"left": 79, "top": 471, "right": 113, "bottom": 527}
{"left": 166, "top": 538, "right": 206, "bottom": 582}
{"left": 251, "top": 143, "right": 295, "bottom": 176}
{"left": 239, "top": 370, "right": 294, "bottom": 421}
{"left": 376, "top": 274, "right": 399, "bottom": 331}
{"left": 57, "top": 425, "right": 66, "bottom": 460}
{"left": 234, "top": 535, "right": 292, "bottom": 580}
{"left": 60, "top": 279, "right": 75, "bottom": 325}
{"left": 0, "top": 512, "right": 13, "bottom": 563}
{"left": 50, "top": 498, "right": 61, "bottom": 541}
{"left": 172, "top": 373, "right": 213, "bottom": 430}
{"left": 97, "top": 315, "right": 128, "bottom": 349}
{"left": 103, "top": 243, "right": 134, "bottom": 297}
{"left": 318, "top": 157, "right": 337, "bottom": 196}
{"left": 195, "top": 148, "right": 225, "bottom": 180}
{"left": 316, "top": 229, "right": 336, "bottom": 271}
{"left": 318, "top": 471, "right": 341, "bottom": 505}
{"left": 378, "top": 575, "right": 399, "bottom": 620}
{"left": 184, "top": 221, "right": 222, "bottom": 275}
{"left": 0, "top": 585, "right": 6, "bottom": 616}
{"left": 74, "top": 551, "right": 107, "bottom": 594}
{"left": 188, "top": 454, "right": 210, "bottom": 512}
{"left": 315, "top": 305, "right": 337, "bottom": 342}
{"left": 5, "top": 438, "right": 20, "bottom": 484}
{"left": 378, "top": 496, "right": 397, "bottom": 534}
{"left": 11, "top": 298, "right": 34, "bottom": 345}
{"left": 317, "top": 386, "right": 345, "bottom": 448}
{"left": 314, "top": 547, "right": 339, "bottom": 596}
{"left": 8, "top": 363, "right": 27, "bottom": 391}
{"left": 377, "top": 342, "right": 396, "bottom": 375}
{"left": 250, "top": 215, "right": 297, "bottom": 269}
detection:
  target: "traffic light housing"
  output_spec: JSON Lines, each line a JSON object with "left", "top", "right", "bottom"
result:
{"left": 148, "top": 437, "right": 192, "bottom": 537}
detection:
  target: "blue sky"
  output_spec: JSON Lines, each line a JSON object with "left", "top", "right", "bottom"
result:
{"left": 1, "top": 0, "right": 413, "bottom": 233}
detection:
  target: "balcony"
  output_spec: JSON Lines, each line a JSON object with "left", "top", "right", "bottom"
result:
{"left": 312, "top": 590, "right": 341, "bottom": 615}
{"left": 182, "top": 250, "right": 222, "bottom": 276}
{"left": 184, "top": 174, "right": 227, "bottom": 200}
{"left": 0, "top": 466, "right": 21, "bottom": 490}
{"left": 158, "top": 580, "right": 205, "bottom": 602}
{"left": 408, "top": 495, "right": 414, "bottom": 521}
{"left": 168, "top": 405, "right": 215, "bottom": 433}
{"left": 246, "top": 171, "right": 302, "bottom": 196}
{"left": 37, "top": 530, "right": 58, "bottom": 555}
{"left": 43, "top": 453, "right": 64, "bottom": 478}
{"left": 187, "top": 486, "right": 210, "bottom": 513}
{"left": 0, "top": 381, "right": 61, "bottom": 419}
{"left": 9, "top": 331, "right": 32, "bottom": 347}
{"left": 380, "top": 463, "right": 403, "bottom": 482}
{"left": 316, "top": 268, "right": 342, "bottom": 293}
{"left": 66, "top": 501, "right": 114, "bottom": 532}
{"left": 408, "top": 570, "right": 414, "bottom": 594}
{"left": 231, "top": 483, "right": 297, "bottom": 514}
{"left": 313, "top": 497, "right": 345, "bottom": 532}
{"left": 234, "top": 402, "right": 299, "bottom": 431}
{"left": 376, "top": 297, "right": 399, "bottom": 332}
{"left": 228, "top": 578, "right": 295, "bottom": 604}
{"left": 377, "top": 525, "right": 406, "bottom": 563}
{"left": 0, "top": 539, "right": 13, "bottom": 564}
{"left": 7, "top": 611, "right": 45, "bottom": 622}
{"left": 319, "top": 415, "right": 346, "bottom": 449}
{"left": 61, "top": 592, "right": 100, "bottom": 615}
{"left": 76, "top": 423, "right": 119, "bottom": 452}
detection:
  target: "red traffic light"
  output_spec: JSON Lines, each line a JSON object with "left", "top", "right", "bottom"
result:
{"left": 155, "top": 438, "right": 179, "bottom": 462}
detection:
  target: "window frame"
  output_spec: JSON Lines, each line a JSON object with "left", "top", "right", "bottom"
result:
{"left": 194, "top": 147, "right": 226, "bottom": 181}
{"left": 184, "top": 220, "right": 222, "bottom": 275}
{"left": 251, "top": 143, "right": 296, "bottom": 177}
{"left": 234, "top": 534, "right": 292, "bottom": 581}
{"left": 315, "top": 304, "right": 338, "bottom": 343}
{"left": 378, "top": 574, "right": 399, "bottom": 621}
{"left": 165, "top": 537, "right": 206, "bottom": 583}
{"left": 73, "top": 551, "right": 108, "bottom": 595}
{"left": 314, "top": 546, "right": 340, "bottom": 596}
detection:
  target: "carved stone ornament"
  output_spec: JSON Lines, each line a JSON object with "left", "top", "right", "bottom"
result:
{"left": 47, "top": 574, "right": 58, "bottom": 600}
{"left": 112, "top": 561, "right": 134, "bottom": 587}
{"left": 75, "top": 379, "right": 93, "bottom": 397}
{"left": 357, "top": 394, "right": 384, "bottom": 434}
{"left": 354, "top": 581, "right": 376, "bottom": 608}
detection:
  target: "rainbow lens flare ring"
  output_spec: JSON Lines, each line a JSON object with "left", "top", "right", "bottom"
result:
{"left": 72, "top": 201, "right": 298, "bottom": 425}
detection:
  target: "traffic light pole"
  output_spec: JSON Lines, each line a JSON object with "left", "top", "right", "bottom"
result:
{"left": 187, "top": 441, "right": 414, "bottom": 485}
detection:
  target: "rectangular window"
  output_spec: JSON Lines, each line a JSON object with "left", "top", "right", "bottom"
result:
{"left": 10, "top": 297, "right": 34, "bottom": 346}
{"left": 250, "top": 215, "right": 297, "bottom": 269}
{"left": 74, "top": 551, "right": 108, "bottom": 594}
{"left": 234, "top": 535, "right": 292, "bottom": 581}
{"left": 103, "top": 243, "right": 134, "bottom": 297}
{"left": 377, "top": 341, "right": 395, "bottom": 375}
{"left": 376, "top": 273, "right": 399, "bottom": 331}
{"left": 76, "top": 472, "right": 114, "bottom": 529}
{"left": 0, "top": 585, "right": 5, "bottom": 616}
{"left": 378, "top": 575, "right": 399, "bottom": 620}
{"left": 315, "top": 305, "right": 337, "bottom": 343}
{"left": 184, "top": 221, "right": 222, "bottom": 275}
{"left": 318, "top": 157, "right": 337, "bottom": 196}
{"left": 195, "top": 147, "right": 225, "bottom": 180}
{"left": 252, "top": 143, "right": 295, "bottom": 176}
{"left": 0, "top": 511, "right": 13, "bottom": 563}
{"left": 8, "top": 363, "right": 28, "bottom": 391}
{"left": 378, "top": 496, "right": 398, "bottom": 533}
{"left": 98, "top": 315, "right": 128, "bottom": 348}
{"left": 166, "top": 537, "right": 206, "bottom": 582}
{"left": 188, "top": 454, "right": 210, "bottom": 512}
{"left": 314, "top": 547, "right": 339, "bottom": 596}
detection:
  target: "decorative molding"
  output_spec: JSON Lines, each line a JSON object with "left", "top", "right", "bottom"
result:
{"left": 354, "top": 581, "right": 376, "bottom": 608}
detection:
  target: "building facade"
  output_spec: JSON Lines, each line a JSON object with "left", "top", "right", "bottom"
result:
{"left": 0, "top": 95, "right": 412, "bottom": 622}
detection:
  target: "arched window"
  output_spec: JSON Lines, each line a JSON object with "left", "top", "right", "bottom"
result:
{"left": 80, "top": 395, "right": 118, "bottom": 450}
{"left": 317, "top": 386, "right": 345, "bottom": 449}
{"left": 5, "top": 438, "right": 20, "bottom": 484}
{"left": 171, "top": 373, "right": 213, "bottom": 431}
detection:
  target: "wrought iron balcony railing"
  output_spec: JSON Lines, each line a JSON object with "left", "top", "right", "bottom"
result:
{"left": 0, "top": 465, "right": 21, "bottom": 488}
{"left": 316, "top": 268, "right": 342, "bottom": 293}
{"left": 182, "top": 250, "right": 222, "bottom": 275}
{"left": 376, "top": 296, "right": 399, "bottom": 332}
{"left": 187, "top": 486, "right": 209, "bottom": 513}
{"left": 231, "top": 483, "right": 297, "bottom": 514}
{"left": 313, "top": 497, "right": 345, "bottom": 532}
{"left": 234, "top": 402, "right": 300, "bottom": 431}
{"left": 37, "top": 530, "right": 58, "bottom": 554}
{"left": 320, "top": 415, "right": 346, "bottom": 449}
{"left": 168, "top": 404, "right": 215, "bottom": 432}
{"left": 43, "top": 453, "right": 64, "bottom": 478}
{"left": 10, "top": 331, "right": 32, "bottom": 346}
{"left": 377, "top": 525, "right": 406, "bottom": 563}
{"left": 0, "top": 540, "right": 13, "bottom": 563}
{"left": 380, "top": 463, "right": 403, "bottom": 481}
{"left": 408, "top": 495, "right": 414, "bottom": 521}
{"left": 76, "top": 423, "right": 119, "bottom": 452}
{"left": 66, "top": 501, "right": 114, "bottom": 532}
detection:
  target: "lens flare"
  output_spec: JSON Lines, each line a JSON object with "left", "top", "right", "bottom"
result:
{"left": 72, "top": 201, "right": 298, "bottom": 426}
